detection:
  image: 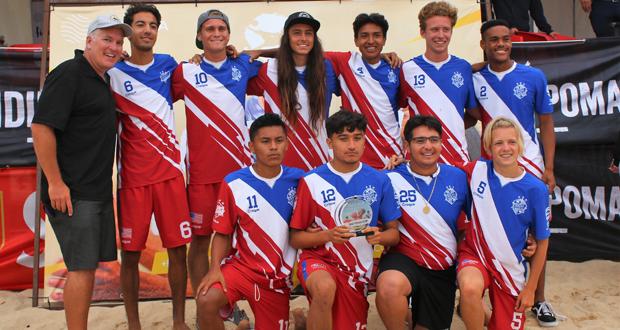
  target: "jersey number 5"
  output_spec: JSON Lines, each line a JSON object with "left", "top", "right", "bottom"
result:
{"left": 511, "top": 311, "right": 524, "bottom": 330}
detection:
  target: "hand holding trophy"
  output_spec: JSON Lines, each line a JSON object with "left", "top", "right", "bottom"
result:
{"left": 335, "top": 196, "right": 374, "bottom": 237}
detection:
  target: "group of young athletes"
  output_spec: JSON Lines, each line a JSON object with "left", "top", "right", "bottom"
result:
{"left": 109, "top": 1, "right": 558, "bottom": 329}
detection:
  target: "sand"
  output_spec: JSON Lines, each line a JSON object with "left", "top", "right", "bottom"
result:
{"left": 1, "top": 260, "right": 618, "bottom": 329}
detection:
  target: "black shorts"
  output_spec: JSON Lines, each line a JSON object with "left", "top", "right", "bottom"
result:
{"left": 378, "top": 252, "right": 456, "bottom": 330}
{"left": 45, "top": 199, "right": 117, "bottom": 271}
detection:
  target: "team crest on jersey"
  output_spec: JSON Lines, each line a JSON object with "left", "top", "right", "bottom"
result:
{"left": 160, "top": 70, "right": 171, "bottom": 83}
{"left": 287, "top": 187, "right": 297, "bottom": 207}
{"left": 451, "top": 71, "right": 464, "bottom": 88}
{"left": 511, "top": 196, "right": 528, "bottom": 215}
{"left": 355, "top": 67, "right": 365, "bottom": 77}
{"left": 362, "top": 185, "right": 378, "bottom": 205}
{"left": 214, "top": 199, "right": 225, "bottom": 219}
{"left": 444, "top": 185, "right": 458, "bottom": 205}
{"left": 388, "top": 69, "right": 397, "bottom": 83}
{"left": 231, "top": 65, "right": 242, "bottom": 81}
{"left": 513, "top": 82, "right": 528, "bottom": 99}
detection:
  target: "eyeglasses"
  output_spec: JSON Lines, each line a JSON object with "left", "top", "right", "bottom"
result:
{"left": 411, "top": 136, "right": 441, "bottom": 144}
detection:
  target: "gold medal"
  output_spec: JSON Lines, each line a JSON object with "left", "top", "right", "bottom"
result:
{"left": 412, "top": 166, "right": 439, "bottom": 217}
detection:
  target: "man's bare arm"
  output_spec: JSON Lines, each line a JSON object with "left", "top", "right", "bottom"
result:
{"left": 31, "top": 123, "right": 73, "bottom": 215}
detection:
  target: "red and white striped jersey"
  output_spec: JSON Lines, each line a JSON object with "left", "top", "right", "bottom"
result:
{"left": 172, "top": 54, "right": 261, "bottom": 184}
{"left": 109, "top": 54, "right": 182, "bottom": 188}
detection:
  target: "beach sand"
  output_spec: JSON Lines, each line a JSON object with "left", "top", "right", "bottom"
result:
{"left": 1, "top": 260, "right": 618, "bottom": 329}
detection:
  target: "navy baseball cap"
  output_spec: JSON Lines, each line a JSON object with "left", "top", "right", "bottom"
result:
{"left": 283, "top": 11, "right": 320, "bottom": 32}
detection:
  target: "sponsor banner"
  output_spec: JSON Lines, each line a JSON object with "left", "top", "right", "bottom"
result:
{"left": 512, "top": 38, "right": 620, "bottom": 146}
{"left": 549, "top": 145, "right": 620, "bottom": 261}
{"left": 513, "top": 39, "right": 620, "bottom": 261}
{"left": 0, "top": 49, "right": 41, "bottom": 166}
{"left": 0, "top": 167, "right": 44, "bottom": 290}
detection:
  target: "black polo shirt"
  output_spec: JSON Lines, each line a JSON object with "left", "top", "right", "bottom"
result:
{"left": 33, "top": 50, "right": 116, "bottom": 203}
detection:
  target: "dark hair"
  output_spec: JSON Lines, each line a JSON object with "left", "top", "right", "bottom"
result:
{"left": 353, "top": 13, "right": 389, "bottom": 38}
{"left": 124, "top": 3, "right": 161, "bottom": 27}
{"left": 326, "top": 110, "right": 367, "bottom": 137}
{"left": 480, "top": 19, "right": 510, "bottom": 37}
{"left": 249, "top": 113, "right": 287, "bottom": 141}
{"left": 276, "top": 22, "right": 326, "bottom": 131}
{"left": 403, "top": 115, "right": 442, "bottom": 142}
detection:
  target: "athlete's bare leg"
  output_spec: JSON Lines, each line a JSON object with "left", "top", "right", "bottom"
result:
{"left": 188, "top": 235, "right": 211, "bottom": 294}
{"left": 376, "top": 270, "right": 411, "bottom": 330}
{"left": 196, "top": 287, "right": 228, "bottom": 330}
{"left": 534, "top": 262, "right": 547, "bottom": 302}
{"left": 64, "top": 270, "right": 95, "bottom": 330}
{"left": 167, "top": 245, "right": 190, "bottom": 330}
{"left": 305, "top": 270, "right": 337, "bottom": 330}
{"left": 120, "top": 250, "right": 142, "bottom": 330}
{"left": 457, "top": 266, "right": 486, "bottom": 330}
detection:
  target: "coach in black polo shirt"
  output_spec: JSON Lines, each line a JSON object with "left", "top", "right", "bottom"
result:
{"left": 31, "top": 15, "right": 131, "bottom": 329}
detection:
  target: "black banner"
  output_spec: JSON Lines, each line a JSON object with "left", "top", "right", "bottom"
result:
{"left": 0, "top": 48, "right": 41, "bottom": 167}
{"left": 513, "top": 38, "right": 620, "bottom": 261}
{"left": 513, "top": 38, "right": 620, "bottom": 146}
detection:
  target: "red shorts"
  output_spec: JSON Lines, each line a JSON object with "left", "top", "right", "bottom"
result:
{"left": 298, "top": 258, "right": 369, "bottom": 330}
{"left": 457, "top": 251, "right": 526, "bottom": 330}
{"left": 187, "top": 183, "right": 221, "bottom": 236}
{"left": 210, "top": 263, "right": 290, "bottom": 330}
{"left": 118, "top": 176, "right": 192, "bottom": 251}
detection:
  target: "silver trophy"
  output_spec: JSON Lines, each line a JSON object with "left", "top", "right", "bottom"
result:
{"left": 335, "top": 196, "right": 373, "bottom": 236}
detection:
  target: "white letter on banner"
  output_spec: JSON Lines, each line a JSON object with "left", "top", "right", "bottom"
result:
{"left": 608, "top": 186, "right": 620, "bottom": 221}
{"left": 550, "top": 186, "right": 562, "bottom": 206}
{"left": 26, "top": 91, "right": 39, "bottom": 127}
{"left": 563, "top": 185, "right": 583, "bottom": 219}
{"left": 579, "top": 81, "right": 605, "bottom": 116}
{"left": 3, "top": 91, "right": 25, "bottom": 128}
{"left": 547, "top": 84, "right": 559, "bottom": 106}
{"left": 607, "top": 80, "right": 620, "bottom": 114}
{"left": 559, "top": 83, "right": 579, "bottom": 118}
{"left": 581, "top": 186, "right": 606, "bottom": 220}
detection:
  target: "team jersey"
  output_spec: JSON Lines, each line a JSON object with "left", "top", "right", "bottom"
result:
{"left": 213, "top": 165, "right": 304, "bottom": 290}
{"left": 290, "top": 163, "right": 401, "bottom": 291}
{"left": 473, "top": 62, "right": 553, "bottom": 178}
{"left": 171, "top": 54, "right": 262, "bottom": 184}
{"left": 247, "top": 58, "right": 339, "bottom": 171}
{"left": 460, "top": 159, "right": 550, "bottom": 296}
{"left": 400, "top": 55, "right": 477, "bottom": 165}
{"left": 386, "top": 163, "right": 470, "bottom": 270}
{"left": 325, "top": 51, "right": 403, "bottom": 169}
{"left": 109, "top": 54, "right": 182, "bottom": 188}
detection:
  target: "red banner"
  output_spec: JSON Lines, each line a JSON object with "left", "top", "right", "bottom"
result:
{"left": 0, "top": 167, "right": 44, "bottom": 290}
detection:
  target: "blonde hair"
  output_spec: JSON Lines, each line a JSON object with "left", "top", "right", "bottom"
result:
{"left": 482, "top": 117, "right": 525, "bottom": 156}
{"left": 418, "top": 1, "right": 458, "bottom": 30}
